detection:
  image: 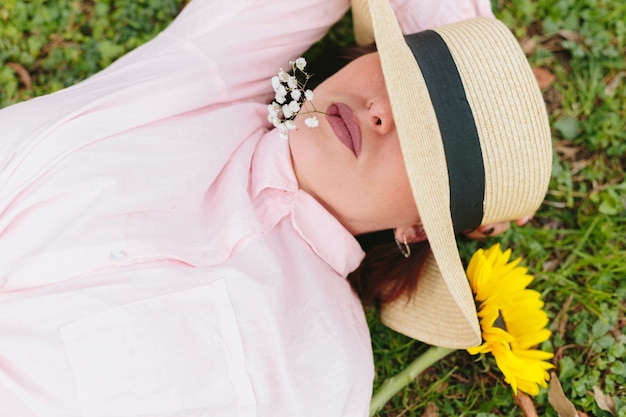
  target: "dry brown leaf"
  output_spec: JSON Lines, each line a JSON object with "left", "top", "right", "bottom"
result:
{"left": 542, "top": 258, "right": 560, "bottom": 272}
{"left": 533, "top": 67, "right": 556, "bottom": 89}
{"left": 6, "top": 62, "right": 32, "bottom": 90}
{"left": 420, "top": 401, "right": 439, "bottom": 417}
{"left": 604, "top": 72, "right": 624, "bottom": 96}
{"left": 548, "top": 372, "right": 578, "bottom": 417}
{"left": 593, "top": 386, "right": 616, "bottom": 416}
{"left": 514, "top": 392, "right": 539, "bottom": 417}
{"left": 554, "top": 140, "right": 580, "bottom": 160}
{"left": 556, "top": 29, "right": 583, "bottom": 42}
{"left": 571, "top": 159, "right": 593, "bottom": 175}
{"left": 520, "top": 37, "right": 536, "bottom": 55}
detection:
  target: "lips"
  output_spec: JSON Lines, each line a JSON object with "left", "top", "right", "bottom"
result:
{"left": 325, "top": 103, "right": 362, "bottom": 157}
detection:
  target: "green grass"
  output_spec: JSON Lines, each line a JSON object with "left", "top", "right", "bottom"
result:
{"left": 0, "top": 0, "right": 187, "bottom": 105}
{"left": 1, "top": 1, "right": 624, "bottom": 416}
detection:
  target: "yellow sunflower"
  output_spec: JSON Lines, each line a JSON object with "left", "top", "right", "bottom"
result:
{"left": 466, "top": 244, "right": 554, "bottom": 395}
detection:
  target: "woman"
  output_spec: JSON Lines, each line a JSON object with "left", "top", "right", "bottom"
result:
{"left": 0, "top": 0, "right": 550, "bottom": 416}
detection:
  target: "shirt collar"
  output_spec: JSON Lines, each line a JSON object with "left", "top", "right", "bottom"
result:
{"left": 251, "top": 130, "right": 365, "bottom": 277}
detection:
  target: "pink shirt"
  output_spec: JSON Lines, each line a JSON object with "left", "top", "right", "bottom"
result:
{"left": 0, "top": 1, "right": 493, "bottom": 416}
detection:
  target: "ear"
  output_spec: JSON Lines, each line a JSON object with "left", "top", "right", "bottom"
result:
{"left": 394, "top": 224, "right": 427, "bottom": 244}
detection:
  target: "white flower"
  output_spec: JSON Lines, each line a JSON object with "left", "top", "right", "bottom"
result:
{"left": 287, "top": 76, "right": 298, "bottom": 90}
{"left": 305, "top": 116, "right": 319, "bottom": 128}
{"left": 290, "top": 89, "right": 302, "bottom": 101}
{"left": 295, "top": 57, "right": 307, "bottom": 71}
{"left": 282, "top": 104, "right": 294, "bottom": 119}
{"left": 275, "top": 84, "right": 287, "bottom": 104}
{"left": 271, "top": 76, "right": 280, "bottom": 90}
{"left": 275, "top": 93, "right": 286, "bottom": 104}
{"left": 288, "top": 101, "right": 300, "bottom": 113}
{"left": 278, "top": 129, "right": 289, "bottom": 140}
{"left": 268, "top": 114, "right": 281, "bottom": 128}
{"left": 278, "top": 70, "right": 290, "bottom": 82}
{"left": 268, "top": 103, "right": 279, "bottom": 116}
{"left": 276, "top": 84, "right": 287, "bottom": 97}
{"left": 268, "top": 57, "right": 321, "bottom": 135}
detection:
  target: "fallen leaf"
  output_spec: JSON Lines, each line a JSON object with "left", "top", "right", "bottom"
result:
{"left": 533, "top": 67, "right": 556, "bottom": 89}
{"left": 554, "top": 140, "right": 580, "bottom": 160}
{"left": 593, "top": 386, "right": 616, "bottom": 416}
{"left": 6, "top": 62, "right": 32, "bottom": 90}
{"left": 514, "top": 391, "right": 539, "bottom": 417}
{"left": 548, "top": 372, "right": 578, "bottom": 417}
{"left": 542, "top": 258, "right": 560, "bottom": 272}
{"left": 420, "top": 401, "right": 438, "bottom": 417}
{"left": 557, "top": 29, "right": 583, "bottom": 42}
{"left": 520, "top": 37, "right": 536, "bottom": 55}
{"left": 571, "top": 159, "right": 592, "bottom": 175}
{"left": 539, "top": 31, "right": 581, "bottom": 52}
{"left": 603, "top": 71, "right": 623, "bottom": 96}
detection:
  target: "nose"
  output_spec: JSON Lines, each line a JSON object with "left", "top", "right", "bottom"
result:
{"left": 367, "top": 96, "right": 395, "bottom": 136}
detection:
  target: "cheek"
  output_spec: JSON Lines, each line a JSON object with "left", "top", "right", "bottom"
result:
{"left": 289, "top": 129, "right": 349, "bottom": 201}
{"left": 376, "top": 149, "right": 418, "bottom": 218}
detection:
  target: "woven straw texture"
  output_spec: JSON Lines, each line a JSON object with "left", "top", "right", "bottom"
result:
{"left": 353, "top": 0, "right": 551, "bottom": 348}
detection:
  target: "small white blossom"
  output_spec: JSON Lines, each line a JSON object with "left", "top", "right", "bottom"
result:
{"left": 287, "top": 76, "right": 298, "bottom": 90}
{"left": 275, "top": 93, "right": 286, "bottom": 104}
{"left": 268, "top": 57, "right": 322, "bottom": 138}
{"left": 278, "top": 70, "right": 290, "bottom": 82}
{"left": 290, "top": 89, "right": 302, "bottom": 101}
{"left": 282, "top": 104, "right": 294, "bottom": 119}
{"left": 288, "top": 101, "right": 300, "bottom": 113}
{"left": 295, "top": 57, "right": 307, "bottom": 71}
{"left": 268, "top": 103, "right": 279, "bottom": 117}
{"left": 268, "top": 114, "right": 281, "bottom": 128}
{"left": 305, "top": 116, "right": 319, "bottom": 128}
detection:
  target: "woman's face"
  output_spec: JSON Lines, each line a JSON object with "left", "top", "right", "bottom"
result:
{"left": 289, "top": 53, "right": 420, "bottom": 236}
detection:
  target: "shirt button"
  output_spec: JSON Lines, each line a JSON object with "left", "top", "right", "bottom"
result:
{"left": 110, "top": 249, "right": 128, "bottom": 261}
{"left": 281, "top": 193, "right": 294, "bottom": 203}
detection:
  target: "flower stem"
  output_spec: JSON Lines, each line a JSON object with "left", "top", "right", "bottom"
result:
{"left": 369, "top": 346, "right": 456, "bottom": 417}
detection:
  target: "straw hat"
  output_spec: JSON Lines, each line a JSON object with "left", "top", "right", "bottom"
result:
{"left": 351, "top": 0, "right": 552, "bottom": 348}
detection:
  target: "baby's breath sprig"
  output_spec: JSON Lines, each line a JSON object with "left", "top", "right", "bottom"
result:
{"left": 268, "top": 57, "right": 322, "bottom": 139}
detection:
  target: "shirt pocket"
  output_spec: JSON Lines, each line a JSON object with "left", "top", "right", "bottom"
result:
{"left": 60, "top": 279, "right": 257, "bottom": 417}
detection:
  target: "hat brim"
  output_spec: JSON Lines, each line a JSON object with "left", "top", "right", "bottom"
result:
{"left": 359, "top": 0, "right": 552, "bottom": 349}
{"left": 364, "top": 0, "right": 481, "bottom": 348}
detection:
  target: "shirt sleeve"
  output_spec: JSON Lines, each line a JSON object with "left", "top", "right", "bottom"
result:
{"left": 391, "top": 0, "right": 494, "bottom": 33}
{"left": 157, "top": 0, "right": 350, "bottom": 103}
{"left": 0, "top": 0, "right": 349, "bottom": 127}
{"left": 0, "top": 0, "right": 349, "bottom": 219}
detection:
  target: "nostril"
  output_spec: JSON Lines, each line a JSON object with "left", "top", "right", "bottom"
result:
{"left": 376, "top": 118, "right": 382, "bottom": 125}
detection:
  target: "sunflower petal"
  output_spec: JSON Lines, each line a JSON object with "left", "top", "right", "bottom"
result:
{"left": 465, "top": 245, "right": 554, "bottom": 396}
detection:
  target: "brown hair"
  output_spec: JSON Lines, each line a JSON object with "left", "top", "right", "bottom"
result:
{"left": 348, "top": 230, "right": 431, "bottom": 307}
{"left": 306, "top": 44, "right": 378, "bottom": 89}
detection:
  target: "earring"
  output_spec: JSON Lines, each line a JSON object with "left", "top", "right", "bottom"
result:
{"left": 394, "top": 233, "right": 411, "bottom": 258}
